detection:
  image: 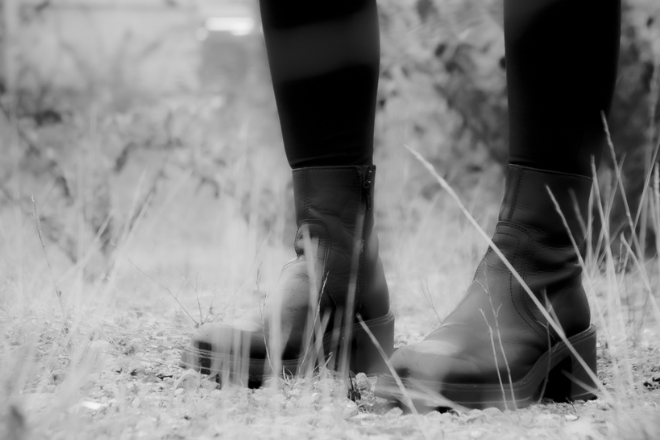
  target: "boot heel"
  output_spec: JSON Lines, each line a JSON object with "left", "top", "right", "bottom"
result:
{"left": 543, "top": 326, "right": 598, "bottom": 402}
{"left": 350, "top": 311, "right": 395, "bottom": 375}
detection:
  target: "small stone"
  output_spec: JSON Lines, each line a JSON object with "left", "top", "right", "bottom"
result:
{"left": 51, "top": 369, "right": 66, "bottom": 384}
{"left": 386, "top": 407, "right": 403, "bottom": 417}
{"left": 201, "top": 380, "right": 218, "bottom": 391}
{"left": 129, "top": 338, "right": 142, "bottom": 348}
{"left": 79, "top": 401, "right": 105, "bottom": 411}
{"left": 129, "top": 362, "right": 146, "bottom": 377}
{"left": 354, "top": 413, "right": 376, "bottom": 422}
{"left": 483, "top": 407, "right": 502, "bottom": 418}
{"left": 131, "top": 397, "right": 141, "bottom": 408}
{"left": 175, "top": 388, "right": 184, "bottom": 395}
{"left": 425, "top": 411, "right": 444, "bottom": 421}
{"left": 343, "top": 401, "right": 359, "bottom": 419}
{"left": 465, "top": 409, "right": 486, "bottom": 422}
{"left": 88, "top": 340, "right": 112, "bottom": 366}
{"left": 270, "top": 393, "right": 286, "bottom": 408}
{"left": 175, "top": 370, "right": 200, "bottom": 391}
{"left": 470, "top": 429, "right": 483, "bottom": 438}
{"left": 355, "top": 373, "right": 370, "bottom": 391}
{"left": 564, "top": 414, "right": 579, "bottom": 421}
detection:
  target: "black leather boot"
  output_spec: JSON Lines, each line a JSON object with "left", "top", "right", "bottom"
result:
{"left": 377, "top": 165, "right": 596, "bottom": 410}
{"left": 181, "top": 165, "right": 394, "bottom": 387}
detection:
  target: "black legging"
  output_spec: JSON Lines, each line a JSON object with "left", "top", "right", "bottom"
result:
{"left": 260, "top": 0, "right": 620, "bottom": 177}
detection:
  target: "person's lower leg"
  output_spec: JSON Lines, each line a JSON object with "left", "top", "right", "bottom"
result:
{"left": 182, "top": 1, "right": 393, "bottom": 384}
{"left": 505, "top": 0, "right": 620, "bottom": 176}
{"left": 381, "top": 0, "right": 621, "bottom": 410}
{"left": 259, "top": 0, "right": 380, "bottom": 168}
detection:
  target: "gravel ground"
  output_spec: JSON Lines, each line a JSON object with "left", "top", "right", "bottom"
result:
{"left": 3, "top": 289, "right": 659, "bottom": 440}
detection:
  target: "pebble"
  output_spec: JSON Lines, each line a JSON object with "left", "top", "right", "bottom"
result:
{"left": 425, "top": 411, "right": 445, "bottom": 421}
{"left": 483, "top": 407, "right": 502, "bottom": 417}
{"left": 355, "top": 373, "right": 370, "bottom": 391}
{"left": 285, "top": 400, "right": 296, "bottom": 412}
{"left": 270, "top": 393, "right": 286, "bottom": 408}
{"left": 129, "top": 362, "right": 146, "bottom": 376}
{"left": 343, "top": 401, "right": 359, "bottom": 419}
{"left": 596, "top": 400, "right": 611, "bottom": 411}
{"left": 465, "top": 409, "right": 486, "bottom": 422}
{"left": 201, "top": 380, "right": 218, "bottom": 392}
{"left": 129, "top": 338, "right": 143, "bottom": 351}
{"left": 354, "top": 413, "right": 376, "bottom": 422}
{"left": 51, "top": 369, "right": 66, "bottom": 384}
{"left": 564, "top": 414, "right": 579, "bottom": 421}
{"left": 88, "top": 340, "right": 112, "bottom": 366}
{"left": 175, "top": 370, "right": 200, "bottom": 391}
{"left": 78, "top": 401, "right": 106, "bottom": 412}
{"left": 386, "top": 407, "right": 403, "bottom": 417}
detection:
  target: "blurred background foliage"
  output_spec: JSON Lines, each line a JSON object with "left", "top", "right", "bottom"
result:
{"left": 0, "top": 0, "right": 659, "bottom": 280}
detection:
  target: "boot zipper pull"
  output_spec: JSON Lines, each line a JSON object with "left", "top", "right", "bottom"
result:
{"left": 363, "top": 166, "right": 373, "bottom": 210}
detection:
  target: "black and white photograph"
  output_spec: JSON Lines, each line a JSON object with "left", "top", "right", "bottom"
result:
{"left": 1, "top": 0, "right": 660, "bottom": 438}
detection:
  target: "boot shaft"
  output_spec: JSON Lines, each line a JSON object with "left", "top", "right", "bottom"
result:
{"left": 292, "top": 165, "right": 374, "bottom": 235}
{"left": 499, "top": 165, "right": 592, "bottom": 247}
{"left": 290, "top": 165, "right": 389, "bottom": 321}
{"left": 496, "top": 165, "right": 593, "bottom": 339}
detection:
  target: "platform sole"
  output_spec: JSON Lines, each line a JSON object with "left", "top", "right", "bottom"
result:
{"left": 375, "top": 325, "right": 598, "bottom": 410}
{"left": 180, "top": 311, "right": 395, "bottom": 388}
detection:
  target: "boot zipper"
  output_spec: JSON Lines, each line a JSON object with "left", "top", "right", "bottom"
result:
{"left": 362, "top": 165, "right": 374, "bottom": 211}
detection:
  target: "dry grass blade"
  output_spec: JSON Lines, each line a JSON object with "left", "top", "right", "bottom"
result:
{"left": 478, "top": 308, "right": 510, "bottom": 411}
{"left": 618, "top": 236, "right": 660, "bottom": 331}
{"left": 588, "top": 161, "right": 633, "bottom": 391}
{"left": 338, "top": 210, "right": 364, "bottom": 380}
{"left": 299, "top": 227, "right": 321, "bottom": 377}
{"left": 601, "top": 113, "right": 645, "bottom": 259}
{"left": 478, "top": 264, "right": 516, "bottom": 410}
{"left": 357, "top": 315, "right": 446, "bottom": 440}
{"left": 31, "top": 195, "right": 64, "bottom": 316}
{"left": 355, "top": 315, "right": 420, "bottom": 414}
{"left": 115, "top": 247, "right": 198, "bottom": 326}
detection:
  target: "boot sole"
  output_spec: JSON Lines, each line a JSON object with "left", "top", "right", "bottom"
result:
{"left": 375, "top": 325, "right": 597, "bottom": 410}
{"left": 180, "top": 311, "right": 395, "bottom": 388}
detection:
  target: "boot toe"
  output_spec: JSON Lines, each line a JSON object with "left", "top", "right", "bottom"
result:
{"left": 389, "top": 341, "right": 483, "bottom": 384}
{"left": 181, "top": 319, "right": 267, "bottom": 375}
